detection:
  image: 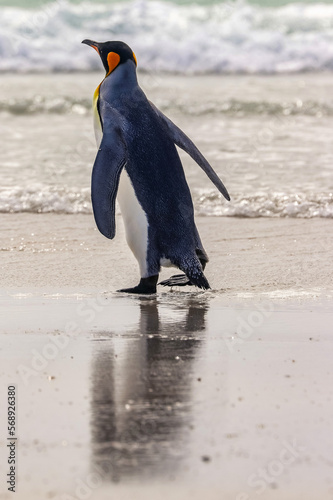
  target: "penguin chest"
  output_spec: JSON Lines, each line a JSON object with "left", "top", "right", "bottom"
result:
{"left": 93, "top": 103, "right": 149, "bottom": 276}
{"left": 117, "top": 169, "right": 149, "bottom": 277}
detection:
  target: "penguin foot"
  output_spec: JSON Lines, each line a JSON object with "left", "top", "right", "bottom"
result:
{"left": 159, "top": 273, "right": 194, "bottom": 287}
{"left": 117, "top": 275, "right": 158, "bottom": 295}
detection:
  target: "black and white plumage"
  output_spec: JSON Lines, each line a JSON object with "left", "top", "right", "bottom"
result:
{"left": 82, "top": 40, "right": 230, "bottom": 294}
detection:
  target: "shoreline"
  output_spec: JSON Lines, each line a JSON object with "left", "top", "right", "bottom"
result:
{"left": 1, "top": 212, "right": 332, "bottom": 499}
{"left": 0, "top": 283, "right": 333, "bottom": 500}
{"left": 1, "top": 213, "right": 332, "bottom": 298}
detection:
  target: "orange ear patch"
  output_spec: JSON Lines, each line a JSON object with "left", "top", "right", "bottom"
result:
{"left": 106, "top": 52, "right": 121, "bottom": 76}
{"left": 133, "top": 52, "right": 137, "bottom": 66}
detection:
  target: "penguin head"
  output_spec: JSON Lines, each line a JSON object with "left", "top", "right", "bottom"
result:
{"left": 82, "top": 40, "right": 137, "bottom": 76}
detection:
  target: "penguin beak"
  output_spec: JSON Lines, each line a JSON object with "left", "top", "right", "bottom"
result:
{"left": 82, "top": 39, "right": 100, "bottom": 54}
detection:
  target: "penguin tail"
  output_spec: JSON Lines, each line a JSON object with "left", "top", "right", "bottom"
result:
{"left": 179, "top": 258, "right": 211, "bottom": 290}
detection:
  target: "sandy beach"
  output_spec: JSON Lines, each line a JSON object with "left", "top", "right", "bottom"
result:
{"left": 1, "top": 213, "right": 333, "bottom": 295}
{"left": 0, "top": 213, "right": 333, "bottom": 499}
{"left": 1, "top": 3, "right": 333, "bottom": 495}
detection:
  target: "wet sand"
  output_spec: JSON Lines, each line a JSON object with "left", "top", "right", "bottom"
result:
{"left": 0, "top": 293, "right": 333, "bottom": 500}
{"left": 1, "top": 214, "right": 333, "bottom": 295}
{"left": 0, "top": 214, "right": 333, "bottom": 499}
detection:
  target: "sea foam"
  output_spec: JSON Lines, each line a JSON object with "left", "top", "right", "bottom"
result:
{"left": 1, "top": 0, "right": 333, "bottom": 73}
{"left": 1, "top": 185, "right": 332, "bottom": 218}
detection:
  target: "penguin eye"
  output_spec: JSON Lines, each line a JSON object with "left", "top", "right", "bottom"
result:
{"left": 106, "top": 52, "right": 121, "bottom": 76}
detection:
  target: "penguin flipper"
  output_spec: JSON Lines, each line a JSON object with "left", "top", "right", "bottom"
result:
{"left": 149, "top": 101, "right": 230, "bottom": 201}
{"left": 91, "top": 117, "right": 127, "bottom": 239}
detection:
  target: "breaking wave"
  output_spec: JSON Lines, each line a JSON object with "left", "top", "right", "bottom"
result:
{"left": 195, "top": 190, "right": 333, "bottom": 218}
{"left": 1, "top": 0, "right": 333, "bottom": 73}
{"left": 1, "top": 185, "right": 332, "bottom": 218}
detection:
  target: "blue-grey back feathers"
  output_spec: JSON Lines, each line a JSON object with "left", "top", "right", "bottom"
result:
{"left": 90, "top": 58, "right": 229, "bottom": 288}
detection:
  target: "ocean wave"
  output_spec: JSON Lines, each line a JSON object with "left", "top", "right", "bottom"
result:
{"left": 1, "top": 0, "right": 333, "bottom": 73}
{"left": 1, "top": 185, "right": 332, "bottom": 218}
{"left": 0, "top": 186, "right": 92, "bottom": 213}
{"left": 195, "top": 190, "right": 333, "bottom": 218}
{"left": 0, "top": 96, "right": 91, "bottom": 114}
{"left": 1, "top": 95, "right": 332, "bottom": 117}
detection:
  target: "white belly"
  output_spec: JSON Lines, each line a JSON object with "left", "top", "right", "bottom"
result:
{"left": 117, "top": 170, "right": 149, "bottom": 278}
{"left": 160, "top": 257, "right": 176, "bottom": 268}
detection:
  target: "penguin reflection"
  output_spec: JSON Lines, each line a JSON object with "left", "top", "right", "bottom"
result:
{"left": 90, "top": 297, "right": 209, "bottom": 482}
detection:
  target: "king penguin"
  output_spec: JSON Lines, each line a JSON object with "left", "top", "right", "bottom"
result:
{"left": 82, "top": 39, "right": 230, "bottom": 294}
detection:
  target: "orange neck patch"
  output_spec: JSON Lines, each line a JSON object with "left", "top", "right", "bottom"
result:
{"left": 93, "top": 82, "right": 101, "bottom": 110}
{"left": 106, "top": 52, "right": 121, "bottom": 77}
{"left": 93, "top": 52, "right": 121, "bottom": 113}
{"left": 93, "top": 82, "right": 101, "bottom": 100}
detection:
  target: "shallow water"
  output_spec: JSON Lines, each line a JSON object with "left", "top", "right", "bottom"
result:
{"left": 0, "top": 72, "right": 332, "bottom": 217}
{"left": 1, "top": 292, "right": 333, "bottom": 499}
